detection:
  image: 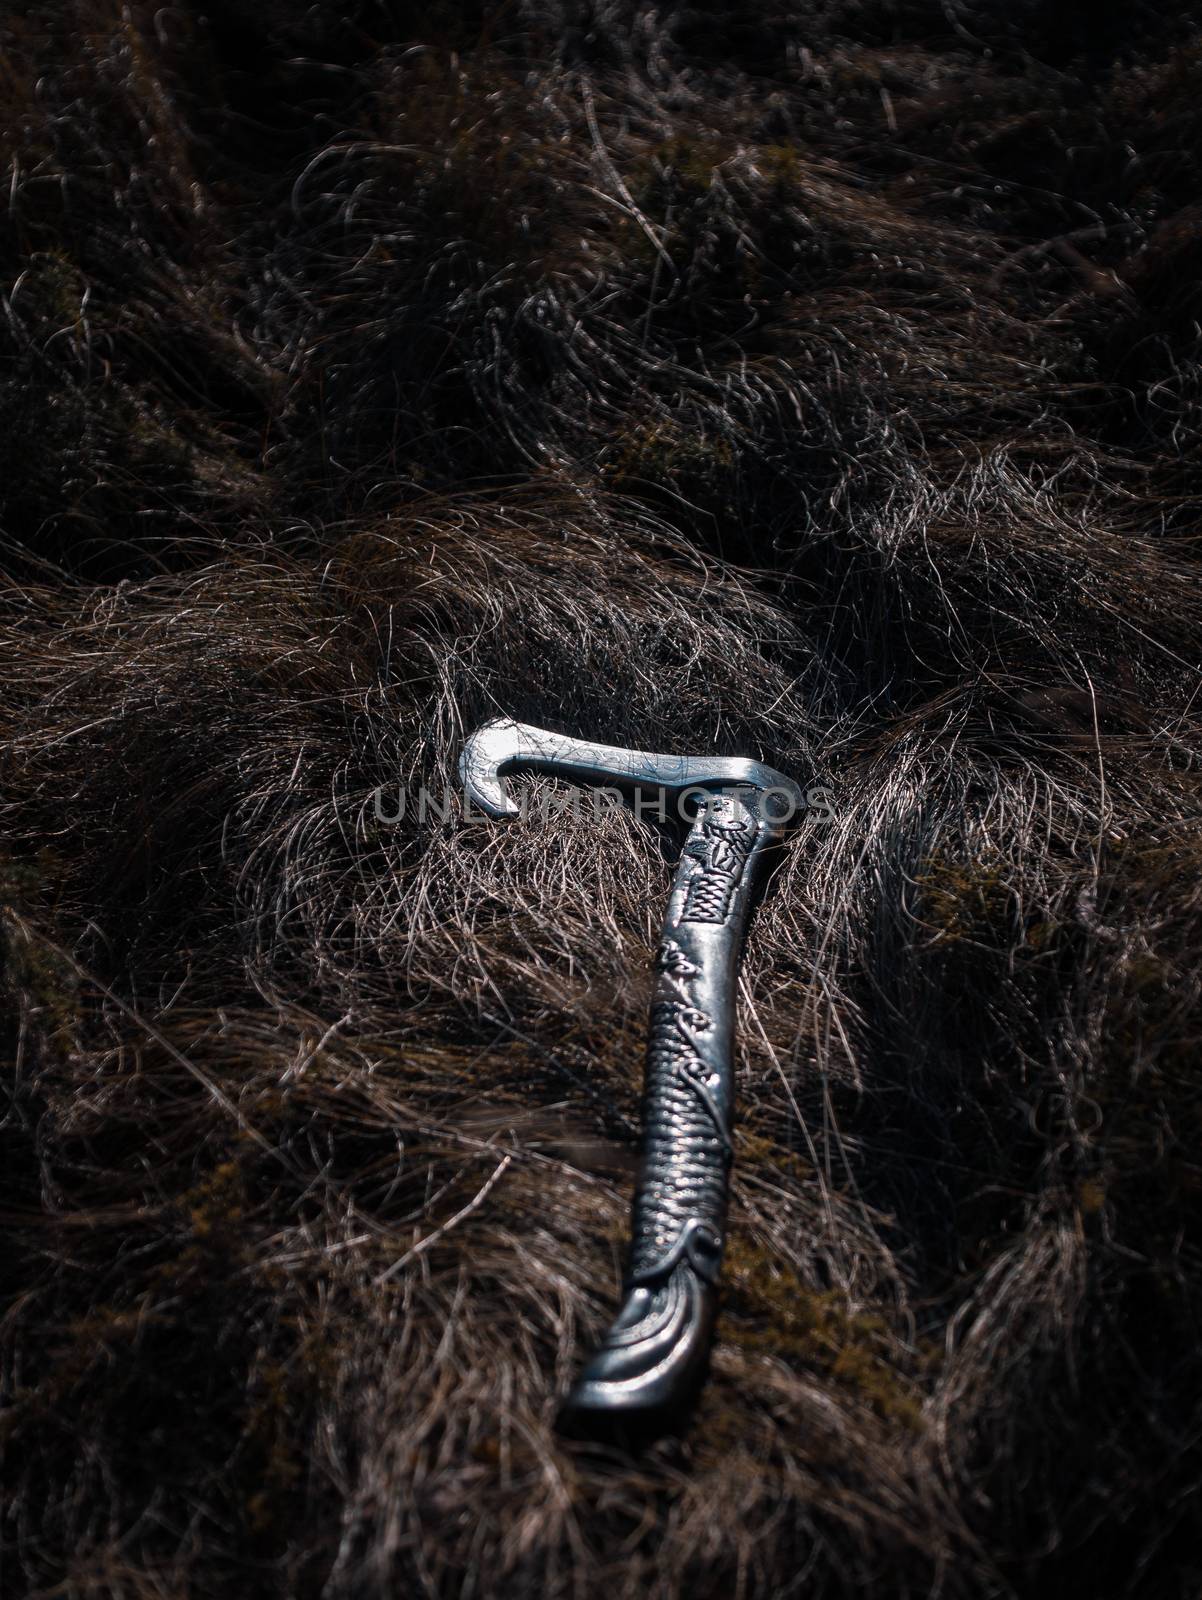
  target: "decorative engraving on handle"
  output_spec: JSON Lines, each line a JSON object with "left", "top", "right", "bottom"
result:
{"left": 655, "top": 936, "right": 698, "bottom": 979}
{"left": 562, "top": 791, "right": 776, "bottom": 1421}
{"left": 648, "top": 996, "right": 726, "bottom": 1138}
{"left": 680, "top": 809, "right": 759, "bottom": 924}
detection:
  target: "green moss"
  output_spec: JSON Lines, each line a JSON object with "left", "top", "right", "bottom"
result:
{"left": 734, "top": 1129, "right": 813, "bottom": 1186}
{"left": 636, "top": 136, "right": 807, "bottom": 205}
{"left": 651, "top": 135, "right": 731, "bottom": 195}
{"left": 752, "top": 142, "right": 809, "bottom": 186}
{"left": 147, "top": 1158, "right": 254, "bottom": 1289}
{"left": 1076, "top": 1177, "right": 1107, "bottom": 1215}
{"left": 1024, "top": 917, "right": 1059, "bottom": 951}
{"left": 690, "top": 1387, "right": 762, "bottom": 1468}
{"left": 601, "top": 415, "right": 740, "bottom": 521}
{"left": 187, "top": 1159, "right": 245, "bottom": 1239}
{"left": 17, "top": 249, "right": 85, "bottom": 323}
{"left": 721, "top": 1236, "right": 925, "bottom": 1430}
{"left": 914, "top": 852, "right": 1011, "bottom": 946}
{"left": 242, "top": 1358, "right": 304, "bottom": 1536}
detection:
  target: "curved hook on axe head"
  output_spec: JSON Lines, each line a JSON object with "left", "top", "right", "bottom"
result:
{"left": 459, "top": 718, "right": 803, "bottom": 820}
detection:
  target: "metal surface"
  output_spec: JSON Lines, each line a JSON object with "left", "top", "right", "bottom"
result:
{"left": 459, "top": 718, "right": 800, "bottom": 1424}
{"left": 460, "top": 718, "right": 804, "bottom": 821}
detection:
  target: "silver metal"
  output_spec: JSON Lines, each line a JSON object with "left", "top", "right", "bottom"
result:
{"left": 461, "top": 717, "right": 804, "bottom": 821}
{"left": 459, "top": 718, "right": 801, "bottom": 1424}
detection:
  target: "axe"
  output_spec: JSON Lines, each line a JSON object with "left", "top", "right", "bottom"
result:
{"left": 459, "top": 719, "right": 803, "bottom": 1426}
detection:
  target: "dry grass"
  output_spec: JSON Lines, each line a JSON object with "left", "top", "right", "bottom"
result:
{"left": 2, "top": 3, "right": 1202, "bottom": 1596}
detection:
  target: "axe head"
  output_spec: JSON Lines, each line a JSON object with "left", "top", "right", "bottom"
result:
{"left": 459, "top": 717, "right": 804, "bottom": 821}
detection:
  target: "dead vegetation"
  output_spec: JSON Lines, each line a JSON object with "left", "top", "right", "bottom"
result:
{"left": 1, "top": 2, "right": 1202, "bottom": 1596}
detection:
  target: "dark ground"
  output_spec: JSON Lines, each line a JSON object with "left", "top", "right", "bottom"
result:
{"left": 2, "top": 3, "right": 1202, "bottom": 1596}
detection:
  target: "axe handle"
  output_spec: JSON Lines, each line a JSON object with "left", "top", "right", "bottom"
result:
{"left": 561, "top": 789, "right": 780, "bottom": 1424}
